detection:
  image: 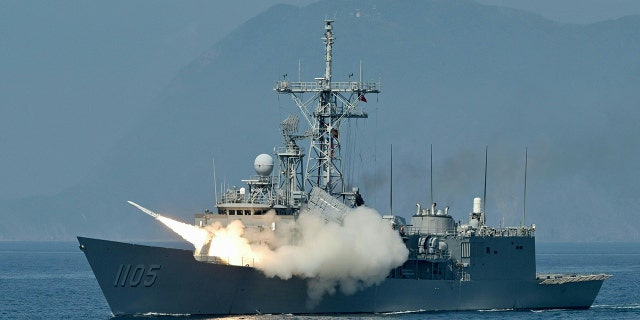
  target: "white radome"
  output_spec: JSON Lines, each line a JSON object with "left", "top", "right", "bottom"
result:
{"left": 254, "top": 154, "right": 274, "bottom": 176}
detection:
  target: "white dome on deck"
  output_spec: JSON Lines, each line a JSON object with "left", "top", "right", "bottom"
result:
{"left": 254, "top": 154, "right": 274, "bottom": 176}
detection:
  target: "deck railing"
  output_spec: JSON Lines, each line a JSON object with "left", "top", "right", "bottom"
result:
{"left": 274, "top": 81, "right": 380, "bottom": 93}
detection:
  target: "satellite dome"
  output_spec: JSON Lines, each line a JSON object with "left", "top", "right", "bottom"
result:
{"left": 254, "top": 154, "right": 274, "bottom": 176}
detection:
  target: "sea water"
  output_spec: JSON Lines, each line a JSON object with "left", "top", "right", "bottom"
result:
{"left": 0, "top": 241, "right": 638, "bottom": 320}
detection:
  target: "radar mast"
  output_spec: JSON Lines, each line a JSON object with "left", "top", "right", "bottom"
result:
{"left": 274, "top": 20, "right": 380, "bottom": 202}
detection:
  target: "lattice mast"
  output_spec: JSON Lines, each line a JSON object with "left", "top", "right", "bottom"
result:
{"left": 275, "top": 20, "right": 380, "bottom": 198}
{"left": 276, "top": 114, "right": 305, "bottom": 207}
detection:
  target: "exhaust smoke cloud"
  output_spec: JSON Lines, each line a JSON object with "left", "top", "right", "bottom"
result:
{"left": 128, "top": 201, "right": 409, "bottom": 304}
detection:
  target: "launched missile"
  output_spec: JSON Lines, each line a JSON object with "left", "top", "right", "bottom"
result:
{"left": 128, "top": 200, "right": 160, "bottom": 218}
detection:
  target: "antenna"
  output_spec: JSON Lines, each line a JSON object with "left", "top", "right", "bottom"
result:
{"left": 390, "top": 144, "right": 393, "bottom": 215}
{"left": 274, "top": 20, "right": 378, "bottom": 197}
{"left": 522, "top": 147, "right": 528, "bottom": 227}
{"left": 430, "top": 144, "right": 433, "bottom": 207}
{"left": 213, "top": 158, "right": 218, "bottom": 205}
{"left": 483, "top": 146, "right": 488, "bottom": 224}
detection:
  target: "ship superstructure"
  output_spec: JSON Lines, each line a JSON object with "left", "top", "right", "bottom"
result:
{"left": 274, "top": 20, "right": 378, "bottom": 200}
{"left": 79, "top": 20, "right": 610, "bottom": 316}
{"left": 196, "top": 20, "right": 376, "bottom": 229}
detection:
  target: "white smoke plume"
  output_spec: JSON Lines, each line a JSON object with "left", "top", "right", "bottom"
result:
{"left": 156, "top": 216, "right": 209, "bottom": 255}
{"left": 128, "top": 201, "right": 210, "bottom": 255}
{"left": 130, "top": 202, "right": 409, "bottom": 305}
{"left": 252, "top": 207, "right": 409, "bottom": 303}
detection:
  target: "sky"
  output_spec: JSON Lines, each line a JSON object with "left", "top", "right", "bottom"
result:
{"left": 475, "top": 0, "right": 640, "bottom": 24}
{"left": 1, "top": 0, "right": 639, "bottom": 201}
{"left": 0, "top": 0, "right": 313, "bottom": 201}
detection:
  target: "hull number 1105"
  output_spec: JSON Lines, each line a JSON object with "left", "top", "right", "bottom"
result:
{"left": 113, "top": 264, "right": 161, "bottom": 287}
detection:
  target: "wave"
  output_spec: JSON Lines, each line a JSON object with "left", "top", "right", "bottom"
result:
{"left": 378, "top": 309, "right": 427, "bottom": 315}
{"left": 530, "top": 309, "right": 570, "bottom": 313}
{"left": 478, "top": 308, "right": 515, "bottom": 312}
{"left": 593, "top": 304, "right": 640, "bottom": 310}
{"left": 0, "top": 272, "right": 94, "bottom": 280}
{"left": 138, "top": 312, "right": 191, "bottom": 317}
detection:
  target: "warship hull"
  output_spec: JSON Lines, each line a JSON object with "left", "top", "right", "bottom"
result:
{"left": 79, "top": 236, "right": 605, "bottom": 316}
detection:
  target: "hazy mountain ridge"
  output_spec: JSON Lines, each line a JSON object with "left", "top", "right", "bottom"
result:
{"left": 2, "top": 0, "right": 639, "bottom": 241}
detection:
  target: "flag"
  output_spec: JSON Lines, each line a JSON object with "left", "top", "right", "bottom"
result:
{"left": 358, "top": 92, "right": 367, "bottom": 103}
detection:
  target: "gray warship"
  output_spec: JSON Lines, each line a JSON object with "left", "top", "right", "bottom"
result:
{"left": 78, "top": 20, "right": 610, "bottom": 316}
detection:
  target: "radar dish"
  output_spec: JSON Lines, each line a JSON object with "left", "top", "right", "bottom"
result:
{"left": 254, "top": 154, "right": 274, "bottom": 176}
{"left": 281, "top": 114, "right": 299, "bottom": 134}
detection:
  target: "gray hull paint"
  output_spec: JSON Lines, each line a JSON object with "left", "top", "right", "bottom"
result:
{"left": 78, "top": 237, "right": 604, "bottom": 316}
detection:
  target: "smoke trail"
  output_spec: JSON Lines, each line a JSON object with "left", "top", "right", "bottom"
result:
{"left": 156, "top": 216, "right": 210, "bottom": 254}
{"left": 128, "top": 201, "right": 210, "bottom": 255}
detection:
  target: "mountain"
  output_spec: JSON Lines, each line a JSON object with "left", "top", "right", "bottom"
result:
{"left": 2, "top": 0, "right": 639, "bottom": 242}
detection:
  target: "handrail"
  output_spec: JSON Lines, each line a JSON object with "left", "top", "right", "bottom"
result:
{"left": 275, "top": 81, "right": 380, "bottom": 93}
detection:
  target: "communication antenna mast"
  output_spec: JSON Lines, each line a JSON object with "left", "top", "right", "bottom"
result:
{"left": 390, "top": 144, "right": 393, "bottom": 215}
{"left": 213, "top": 158, "right": 218, "bottom": 203}
{"left": 274, "top": 20, "right": 380, "bottom": 200}
{"left": 522, "top": 147, "right": 528, "bottom": 227}
{"left": 483, "top": 146, "right": 488, "bottom": 224}
{"left": 430, "top": 144, "right": 433, "bottom": 207}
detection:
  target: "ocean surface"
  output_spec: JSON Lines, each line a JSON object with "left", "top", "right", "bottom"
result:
{"left": 0, "top": 241, "right": 638, "bottom": 320}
